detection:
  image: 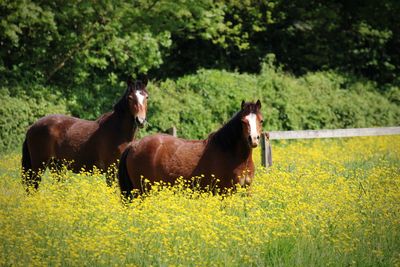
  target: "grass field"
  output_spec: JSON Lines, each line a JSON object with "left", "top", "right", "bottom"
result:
{"left": 0, "top": 136, "right": 399, "bottom": 266}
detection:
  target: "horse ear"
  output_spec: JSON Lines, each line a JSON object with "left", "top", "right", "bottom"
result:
{"left": 241, "top": 100, "right": 245, "bottom": 110}
{"left": 141, "top": 75, "right": 148, "bottom": 87}
{"left": 137, "top": 74, "right": 148, "bottom": 88}
{"left": 127, "top": 77, "right": 134, "bottom": 92}
{"left": 256, "top": 99, "right": 261, "bottom": 110}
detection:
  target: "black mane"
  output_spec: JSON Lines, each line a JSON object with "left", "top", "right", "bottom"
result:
{"left": 113, "top": 88, "right": 130, "bottom": 114}
{"left": 208, "top": 111, "right": 243, "bottom": 151}
{"left": 208, "top": 101, "right": 261, "bottom": 151}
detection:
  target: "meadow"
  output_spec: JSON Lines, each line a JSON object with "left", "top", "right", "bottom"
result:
{"left": 0, "top": 136, "right": 399, "bottom": 266}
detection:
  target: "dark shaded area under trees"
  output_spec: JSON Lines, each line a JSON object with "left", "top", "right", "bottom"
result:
{"left": 1, "top": 0, "right": 399, "bottom": 86}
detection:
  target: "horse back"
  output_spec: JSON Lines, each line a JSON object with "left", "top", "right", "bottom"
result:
{"left": 25, "top": 114, "right": 100, "bottom": 170}
{"left": 126, "top": 134, "right": 206, "bottom": 184}
{"left": 26, "top": 114, "right": 76, "bottom": 147}
{"left": 28, "top": 114, "right": 98, "bottom": 144}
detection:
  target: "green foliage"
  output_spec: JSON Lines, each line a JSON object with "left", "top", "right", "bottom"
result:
{"left": 2, "top": 0, "right": 255, "bottom": 118}
{"left": 386, "top": 86, "right": 400, "bottom": 105}
{"left": 0, "top": 0, "right": 236, "bottom": 88}
{"left": 257, "top": 63, "right": 400, "bottom": 131}
{"left": 143, "top": 70, "right": 259, "bottom": 139}
{"left": 157, "top": 0, "right": 400, "bottom": 85}
{"left": 141, "top": 67, "right": 400, "bottom": 139}
{"left": 2, "top": 0, "right": 399, "bottom": 87}
{"left": 1, "top": 66, "right": 398, "bottom": 152}
{"left": 64, "top": 79, "right": 127, "bottom": 120}
{"left": 0, "top": 89, "right": 67, "bottom": 153}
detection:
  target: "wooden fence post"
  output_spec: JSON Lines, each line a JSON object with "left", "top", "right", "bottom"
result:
{"left": 260, "top": 132, "right": 272, "bottom": 167}
{"left": 166, "top": 126, "right": 177, "bottom": 137}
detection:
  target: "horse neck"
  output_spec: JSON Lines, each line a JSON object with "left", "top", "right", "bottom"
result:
{"left": 99, "top": 110, "right": 138, "bottom": 142}
{"left": 210, "top": 113, "right": 252, "bottom": 159}
{"left": 234, "top": 139, "right": 252, "bottom": 160}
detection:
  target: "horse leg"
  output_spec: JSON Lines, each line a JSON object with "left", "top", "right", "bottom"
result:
{"left": 118, "top": 147, "right": 136, "bottom": 200}
{"left": 23, "top": 132, "right": 57, "bottom": 191}
{"left": 48, "top": 158, "right": 66, "bottom": 183}
{"left": 105, "top": 162, "right": 118, "bottom": 187}
{"left": 106, "top": 171, "right": 117, "bottom": 187}
{"left": 21, "top": 139, "right": 35, "bottom": 189}
{"left": 22, "top": 159, "right": 48, "bottom": 191}
{"left": 21, "top": 139, "right": 48, "bottom": 191}
{"left": 21, "top": 168, "right": 40, "bottom": 191}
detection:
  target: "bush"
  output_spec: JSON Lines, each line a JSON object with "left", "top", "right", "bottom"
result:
{"left": 143, "top": 67, "right": 399, "bottom": 139}
{"left": 0, "top": 89, "right": 67, "bottom": 153}
{"left": 1, "top": 68, "right": 398, "bottom": 150}
{"left": 257, "top": 64, "right": 400, "bottom": 130}
{"left": 142, "top": 70, "right": 260, "bottom": 139}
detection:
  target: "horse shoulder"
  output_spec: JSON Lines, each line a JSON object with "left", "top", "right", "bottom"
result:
{"left": 64, "top": 118, "right": 99, "bottom": 142}
{"left": 124, "top": 137, "right": 162, "bottom": 182}
{"left": 127, "top": 134, "right": 164, "bottom": 164}
{"left": 38, "top": 116, "right": 99, "bottom": 163}
{"left": 117, "top": 142, "right": 130, "bottom": 155}
{"left": 158, "top": 138, "right": 204, "bottom": 179}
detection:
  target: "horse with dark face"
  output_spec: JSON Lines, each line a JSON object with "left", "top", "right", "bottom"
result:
{"left": 118, "top": 100, "right": 263, "bottom": 198}
{"left": 22, "top": 79, "right": 149, "bottom": 189}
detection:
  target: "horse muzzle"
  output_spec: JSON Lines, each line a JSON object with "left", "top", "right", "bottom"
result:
{"left": 248, "top": 135, "right": 260, "bottom": 148}
{"left": 135, "top": 117, "right": 146, "bottom": 128}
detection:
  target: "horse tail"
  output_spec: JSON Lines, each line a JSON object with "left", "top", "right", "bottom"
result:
{"left": 21, "top": 138, "right": 33, "bottom": 189}
{"left": 22, "top": 138, "right": 32, "bottom": 173}
{"left": 118, "top": 146, "right": 133, "bottom": 200}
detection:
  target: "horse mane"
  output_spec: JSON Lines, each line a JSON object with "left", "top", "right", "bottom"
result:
{"left": 96, "top": 112, "right": 113, "bottom": 124}
{"left": 207, "top": 101, "right": 261, "bottom": 150}
{"left": 207, "top": 111, "right": 243, "bottom": 151}
{"left": 113, "top": 88, "right": 130, "bottom": 114}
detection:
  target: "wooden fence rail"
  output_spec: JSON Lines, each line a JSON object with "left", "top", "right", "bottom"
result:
{"left": 268, "top": 127, "right": 400, "bottom": 140}
{"left": 164, "top": 126, "right": 400, "bottom": 168}
{"left": 260, "top": 127, "right": 400, "bottom": 167}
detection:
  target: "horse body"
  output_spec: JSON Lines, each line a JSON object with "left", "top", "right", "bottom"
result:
{"left": 22, "top": 79, "right": 149, "bottom": 189}
{"left": 126, "top": 134, "right": 254, "bottom": 187}
{"left": 26, "top": 112, "right": 134, "bottom": 172}
{"left": 119, "top": 100, "right": 263, "bottom": 197}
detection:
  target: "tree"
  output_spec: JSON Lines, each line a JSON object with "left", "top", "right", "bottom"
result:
{"left": 1, "top": 0, "right": 241, "bottom": 117}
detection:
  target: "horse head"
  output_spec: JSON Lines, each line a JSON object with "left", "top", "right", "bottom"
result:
{"left": 126, "top": 78, "right": 149, "bottom": 128}
{"left": 240, "top": 100, "right": 263, "bottom": 148}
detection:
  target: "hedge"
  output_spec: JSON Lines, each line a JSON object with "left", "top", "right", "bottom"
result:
{"left": 1, "top": 67, "right": 399, "bottom": 152}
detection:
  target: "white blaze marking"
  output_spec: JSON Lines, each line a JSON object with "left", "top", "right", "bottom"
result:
{"left": 135, "top": 90, "right": 145, "bottom": 106}
{"left": 246, "top": 113, "right": 258, "bottom": 138}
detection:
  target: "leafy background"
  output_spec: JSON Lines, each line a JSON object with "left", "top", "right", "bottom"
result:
{"left": 0, "top": 0, "right": 399, "bottom": 151}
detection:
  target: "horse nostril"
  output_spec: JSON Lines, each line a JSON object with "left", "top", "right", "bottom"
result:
{"left": 257, "top": 135, "right": 260, "bottom": 140}
{"left": 135, "top": 117, "right": 147, "bottom": 128}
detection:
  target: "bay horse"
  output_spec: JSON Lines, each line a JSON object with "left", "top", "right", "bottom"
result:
{"left": 118, "top": 100, "right": 263, "bottom": 198}
{"left": 22, "top": 79, "right": 149, "bottom": 189}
